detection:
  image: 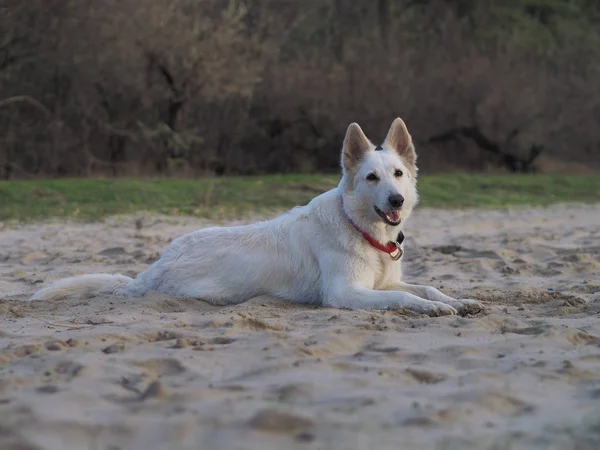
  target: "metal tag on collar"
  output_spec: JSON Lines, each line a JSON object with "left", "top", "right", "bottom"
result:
{"left": 389, "top": 242, "right": 403, "bottom": 261}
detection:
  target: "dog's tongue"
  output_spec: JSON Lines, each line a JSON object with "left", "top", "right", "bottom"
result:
{"left": 387, "top": 210, "right": 401, "bottom": 223}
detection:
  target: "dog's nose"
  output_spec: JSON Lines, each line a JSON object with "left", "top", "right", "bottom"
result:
{"left": 388, "top": 194, "right": 404, "bottom": 208}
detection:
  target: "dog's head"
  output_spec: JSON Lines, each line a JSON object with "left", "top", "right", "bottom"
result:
{"left": 340, "top": 118, "right": 418, "bottom": 235}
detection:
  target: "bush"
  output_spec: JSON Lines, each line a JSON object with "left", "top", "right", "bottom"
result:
{"left": 1, "top": 0, "right": 599, "bottom": 178}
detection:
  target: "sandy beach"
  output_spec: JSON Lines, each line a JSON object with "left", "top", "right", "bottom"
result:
{"left": 1, "top": 204, "right": 600, "bottom": 450}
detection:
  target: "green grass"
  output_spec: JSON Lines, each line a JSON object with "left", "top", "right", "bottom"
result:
{"left": 0, "top": 174, "right": 598, "bottom": 222}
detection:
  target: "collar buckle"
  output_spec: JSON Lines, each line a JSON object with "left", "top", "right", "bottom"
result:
{"left": 389, "top": 243, "right": 403, "bottom": 261}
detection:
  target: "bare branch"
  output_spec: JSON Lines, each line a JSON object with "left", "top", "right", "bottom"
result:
{"left": 0, "top": 95, "right": 52, "bottom": 118}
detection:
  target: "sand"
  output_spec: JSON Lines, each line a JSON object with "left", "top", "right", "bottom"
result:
{"left": 1, "top": 204, "right": 600, "bottom": 450}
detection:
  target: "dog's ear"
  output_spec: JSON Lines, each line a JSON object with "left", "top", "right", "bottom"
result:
{"left": 342, "top": 123, "right": 372, "bottom": 173}
{"left": 384, "top": 118, "right": 416, "bottom": 169}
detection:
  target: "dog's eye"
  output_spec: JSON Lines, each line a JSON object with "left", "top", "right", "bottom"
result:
{"left": 394, "top": 169, "right": 403, "bottom": 178}
{"left": 366, "top": 173, "right": 379, "bottom": 182}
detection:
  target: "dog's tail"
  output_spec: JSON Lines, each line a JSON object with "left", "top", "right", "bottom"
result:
{"left": 31, "top": 273, "right": 133, "bottom": 301}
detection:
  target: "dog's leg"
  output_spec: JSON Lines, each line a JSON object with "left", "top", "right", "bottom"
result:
{"left": 386, "top": 282, "right": 484, "bottom": 315}
{"left": 323, "top": 285, "right": 457, "bottom": 316}
{"left": 318, "top": 254, "right": 457, "bottom": 316}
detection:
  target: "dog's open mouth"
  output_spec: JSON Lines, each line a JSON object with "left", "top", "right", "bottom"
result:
{"left": 374, "top": 206, "right": 401, "bottom": 226}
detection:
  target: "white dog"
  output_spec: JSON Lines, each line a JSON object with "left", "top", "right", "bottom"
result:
{"left": 32, "top": 119, "right": 483, "bottom": 316}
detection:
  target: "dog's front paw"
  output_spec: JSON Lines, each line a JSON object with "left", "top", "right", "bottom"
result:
{"left": 418, "top": 301, "right": 457, "bottom": 317}
{"left": 455, "top": 299, "right": 485, "bottom": 316}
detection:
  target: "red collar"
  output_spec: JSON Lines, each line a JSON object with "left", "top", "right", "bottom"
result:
{"left": 341, "top": 198, "right": 404, "bottom": 261}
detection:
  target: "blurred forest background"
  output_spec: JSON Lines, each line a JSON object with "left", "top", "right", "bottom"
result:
{"left": 1, "top": 0, "right": 600, "bottom": 179}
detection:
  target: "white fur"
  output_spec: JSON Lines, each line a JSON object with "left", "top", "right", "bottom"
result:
{"left": 32, "top": 274, "right": 132, "bottom": 301}
{"left": 32, "top": 119, "right": 483, "bottom": 317}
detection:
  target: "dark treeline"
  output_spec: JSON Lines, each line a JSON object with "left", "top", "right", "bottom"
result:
{"left": 1, "top": 0, "right": 600, "bottom": 179}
